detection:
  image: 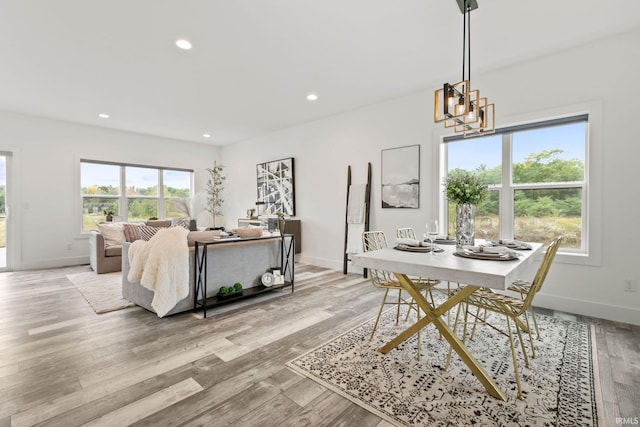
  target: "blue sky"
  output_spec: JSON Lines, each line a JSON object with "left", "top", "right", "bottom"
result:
{"left": 80, "top": 163, "right": 190, "bottom": 190}
{"left": 448, "top": 123, "right": 586, "bottom": 171}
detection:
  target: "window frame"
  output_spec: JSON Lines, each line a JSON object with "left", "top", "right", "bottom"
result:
{"left": 432, "top": 102, "right": 602, "bottom": 266}
{"left": 80, "top": 159, "right": 193, "bottom": 233}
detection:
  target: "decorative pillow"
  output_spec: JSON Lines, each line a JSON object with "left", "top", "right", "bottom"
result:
{"left": 232, "top": 227, "right": 264, "bottom": 238}
{"left": 171, "top": 218, "right": 191, "bottom": 230}
{"left": 187, "top": 230, "right": 222, "bottom": 246}
{"left": 97, "top": 222, "right": 126, "bottom": 247}
{"left": 138, "top": 225, "right": 162, "bottom": 241}
{"left": 122, "top": 223, "right": 140, "bottom": 242}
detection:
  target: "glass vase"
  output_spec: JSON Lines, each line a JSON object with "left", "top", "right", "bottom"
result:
{"left": 455, "top": 203, "right": 475, "bottom": 247}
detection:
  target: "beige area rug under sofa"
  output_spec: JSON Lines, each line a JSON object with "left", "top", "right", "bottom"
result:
{"left": 67, "top": 271, "right": 135, "bottom": 314}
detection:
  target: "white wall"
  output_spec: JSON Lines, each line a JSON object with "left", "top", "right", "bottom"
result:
{"left": 221, "top": 27, "right": 640, "bottom": 325}
{"left": 0, "top": 111, "right": 220, "bottom": 270}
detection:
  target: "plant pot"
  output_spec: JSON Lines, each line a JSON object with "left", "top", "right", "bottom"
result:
{"left": 217, "top": 290, "right": 243, "bottom": 301}
{"left": 455, "top": 203, "right": 475, "bottom": 247}
{"left": 278, "top": 219, "right": 286, "bottom": 235}
{"left": 105, "top": 215, "right": 113, "bottom": 222}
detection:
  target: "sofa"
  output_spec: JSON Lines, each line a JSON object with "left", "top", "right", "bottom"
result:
{"left": 89, "top": 219, "right": 185, "bottom": 274}
{"left": 121, "top": 233, "right": 291, "bottom": 316}
{"left": 89, "top": 231, "right": 123, "bottom": 274}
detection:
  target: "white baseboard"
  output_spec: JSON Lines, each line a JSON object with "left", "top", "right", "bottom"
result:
{"left": 535, "top": 292, "right": 640, "bottom": 326}
{"left": 297, "top": 255, "right": 342, "bottom": 271}
{"left": 18, "top": 256, "right": 90, "bottom": 271}
{"left": 298, "top": 255, "right": 366, "bottom": 275}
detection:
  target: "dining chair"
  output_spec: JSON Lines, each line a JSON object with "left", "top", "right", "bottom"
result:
{"left": 395, "top": 227, "right": 441, "bottom": 294}
{"left": 362, "top": 231, "right": 438, "bottom": 360}
{"left": 507, "top": 279, "right": 540, "bottom": 340}
{"left": 446, "top": 235, "right": 563, "bottom": 400}
{"left": 396, "top": 227, "right": 418, "bottom": 240}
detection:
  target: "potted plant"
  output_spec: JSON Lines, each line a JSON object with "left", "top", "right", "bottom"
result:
{"left": 103, "top": 209, "right": 114, "bottom": 222}
{"left": 205, "top": 161, "right": 226, "bottom": 228}
{"left": 174, "top": 191, "right": 207, "bottom": 230}
{"left": 275, "top": 211, "right": 286, "bottom": 235}
{"left": 217, "top": 282, "right": 243, "bottom": 301}
{"left": 444, "top": 171, "right": 488, "bottom": 247}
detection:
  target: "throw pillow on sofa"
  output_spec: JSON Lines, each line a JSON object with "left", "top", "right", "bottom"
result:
{"left": 186, "top": 230, "right": 222, "bottom": 246}
{"left": 171, "top": 218, "right": 191, "bottom": 230}
{"left": 123, "top": 223, "right": 141, "bottom": 242}
{"left": 98, "top": 222, "right": 126, "bottom": 247}
{"left": 232, "top": 227, "right": 264, "bottom": 238}
{"left": 138, "top": 225, "right": 163, "bottom": 241}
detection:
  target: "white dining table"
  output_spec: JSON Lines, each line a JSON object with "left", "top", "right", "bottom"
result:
{"left": 351, "top": 241, "right": 543, "bottom": 401}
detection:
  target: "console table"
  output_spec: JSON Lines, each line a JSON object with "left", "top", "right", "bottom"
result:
{"left": 237, "top": 218, "right": 302, "bottom": 254}
{"left": 193, "top": 234, "right": 295, "bottom": 318}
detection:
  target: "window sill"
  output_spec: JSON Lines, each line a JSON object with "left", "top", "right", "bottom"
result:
{"left": 553, "top": 251, "right": 600, "bottom": 267}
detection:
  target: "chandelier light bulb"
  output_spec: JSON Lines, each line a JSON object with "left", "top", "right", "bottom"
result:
{"left": 456, "top": 97, "right": 466, "bottom": 116}
{"left": 467, "top": 104, "right": 476, "bottom": 121}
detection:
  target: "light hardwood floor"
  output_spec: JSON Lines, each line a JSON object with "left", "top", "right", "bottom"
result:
{"left": 0, "top": 264, "right": 638, "bottom": 427}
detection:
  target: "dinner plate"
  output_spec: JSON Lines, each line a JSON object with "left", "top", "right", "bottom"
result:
{"left": 433, "top": 238, "right": 456, "bottom": 245}
{"left": 394, "top": 244, "right": 444, "bottom": 253}
{"left": 453, "top": 250, "right": 519, "bottom": 261}
{"left": 488, "top": 240, "right": 532, "bottom": 250}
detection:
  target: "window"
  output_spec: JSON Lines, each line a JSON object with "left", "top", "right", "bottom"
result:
{"left": 163, "top": 169, "right": 192, "bottom": 218}
{"left": 442, "top": 115, "right": 588, "bottom": 253}
{"left": 80, "top": 160, "right": 193, "bottom": 232}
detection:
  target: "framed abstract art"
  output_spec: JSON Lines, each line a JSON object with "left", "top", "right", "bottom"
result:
{"left": 256, "top": 157, "right": 296, "bottom": 216}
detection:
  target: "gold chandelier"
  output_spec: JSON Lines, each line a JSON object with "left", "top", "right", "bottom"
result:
{"left": 434, "top": 0, "right": 494, "bottom": 137}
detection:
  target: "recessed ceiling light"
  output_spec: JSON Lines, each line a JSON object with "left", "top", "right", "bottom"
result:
{"left": 98, "top": 113, "right": 110, "bottom": 119}
{"left": 175, "top": 39, "right": 193, "bottom": 50}
{"left": 202, "top": 133, "right": 211, "bottom": 138}
{"left": 306, "top": 93, "right": 318, "bottom": 102}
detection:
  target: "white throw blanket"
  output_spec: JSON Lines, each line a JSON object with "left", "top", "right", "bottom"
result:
{"left": 346, "top": 184, "right": 367, "bottom": 255}
{"left": 127, "top": 226, "right": 190, "bottom": 317}
{"left": 347, "top": 184, "right": 366, "bottom": 224}
{"left": 346, "top": 223, "right": 365, "bottom": 255}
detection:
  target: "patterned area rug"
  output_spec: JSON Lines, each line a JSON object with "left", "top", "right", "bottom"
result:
{"left": 287, "top": 307, "right": 601, "bottom": 426}
{"left": 67, "top": 271, "right": 135, "bottom": 314}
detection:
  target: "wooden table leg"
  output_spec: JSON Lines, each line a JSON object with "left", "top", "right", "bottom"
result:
{"left": 377, "top": 273, "right": 508, "bottom": 401}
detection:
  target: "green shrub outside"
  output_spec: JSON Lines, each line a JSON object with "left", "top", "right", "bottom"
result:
{"left": 446, "top": 149, "right": 584, "bottom": 248}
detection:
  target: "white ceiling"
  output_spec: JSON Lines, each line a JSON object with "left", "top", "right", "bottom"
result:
{"left": 1, "top": 0, "right": 639, "bottom": 146}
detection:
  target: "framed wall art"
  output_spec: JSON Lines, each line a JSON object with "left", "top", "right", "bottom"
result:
{"left": 256, "top": 157, "right": 296, "bottom": 216}
{"left": 381, "top": 144, "right": 420, "bottom": 208}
